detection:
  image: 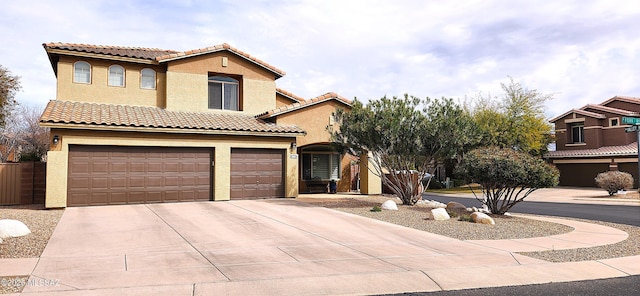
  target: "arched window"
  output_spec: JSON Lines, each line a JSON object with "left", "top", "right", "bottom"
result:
{"left": 73, "top": 61, "right": 91, "bottom": 83}
{"left": 140, "top": 68, "right": 156, "bottom": 89}
{"left": 208, "top": 76, "right": 239, "bottom": 110}
{"left": 108, "top": 65, "right": 125, "bottom": 87}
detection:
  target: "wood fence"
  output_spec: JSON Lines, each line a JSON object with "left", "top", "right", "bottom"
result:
{"left": 0, "top": 162, "right": 46, "bottom": 206}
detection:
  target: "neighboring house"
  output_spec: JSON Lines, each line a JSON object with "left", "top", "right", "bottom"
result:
{"left": 40, "top": 42, "right": 381, "bottom": 208}
{"left": 546, "top": 96, "right": 640, "bottom": 187}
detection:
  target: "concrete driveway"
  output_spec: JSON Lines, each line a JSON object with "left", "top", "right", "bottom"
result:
{"left": 20, "top": 199, "right": 638, "bottom": 295}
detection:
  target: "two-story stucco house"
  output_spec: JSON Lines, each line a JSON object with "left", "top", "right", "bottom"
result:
{"left": 40, "top": 42, "right": 381, "bottom": 208}
{"left": 546, "top": 96, "right": 639, "bottom": 187}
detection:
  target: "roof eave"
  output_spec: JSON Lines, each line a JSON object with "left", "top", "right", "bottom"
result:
{"left": 158, "top": 49, "right": 285, "bottom": 79}
{"left": 44, "top": 48, "right": 158, "bottom": 65}
{"left": 40, "top": 122, "right": 305, "bottom": 137}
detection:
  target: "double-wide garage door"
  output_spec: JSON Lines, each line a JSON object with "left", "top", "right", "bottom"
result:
{"left": 67, "top": 146, "right": 212, "bottom": 206}
{"left": 67, "top": 146, "right": 285, "bottom": 206}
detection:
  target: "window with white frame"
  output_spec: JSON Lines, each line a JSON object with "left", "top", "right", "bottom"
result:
{"left": 73, "top": 61, "right": 91, "bottom": 83}
{"left": 140, "top": 68, "right": 156, "bottom": 89}
{"left": 108, "top": 65, "right": 125, "bottom": 87}
{"left": 302, "top": 153, "right": 341, "bottom": 180}
{"left": 208, "top": 76, "right": 239, "bottom": 110}
{"left": 571, "top": 123, "right": 585, "bottom": 143}
{"left": 610, "top": 117, "right": 620, "bottom": 127}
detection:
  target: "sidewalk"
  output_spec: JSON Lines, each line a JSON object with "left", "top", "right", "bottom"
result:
{"left": 424, "top": 187, "right": 640, "bottom": 206}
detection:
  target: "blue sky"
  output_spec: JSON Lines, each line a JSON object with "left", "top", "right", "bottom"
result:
{"left": 1, "top": 0, "right": 639, "bottom": 118}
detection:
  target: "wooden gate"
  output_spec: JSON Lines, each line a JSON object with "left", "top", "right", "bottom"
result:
{"left": 0, "top": 163, "right": 21, "bottom": 205}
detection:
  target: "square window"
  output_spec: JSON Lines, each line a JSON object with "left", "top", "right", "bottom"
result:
{"left": 208, "top": 76, "right": 238, "bottom": 111}
{"left": 571, "top": 123, "right": 584, "bottom": 143}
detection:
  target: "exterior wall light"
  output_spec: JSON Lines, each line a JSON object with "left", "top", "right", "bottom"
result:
{"left": 291, "top": 142, "right": 297, "bottom": 151}
{"left": 52, "top": 135, "right": 60, "bottom": 145}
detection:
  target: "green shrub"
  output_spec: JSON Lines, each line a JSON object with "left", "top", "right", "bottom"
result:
{"left": 427, "top": 179, "right": 445, "bottom": 189}
{"left": 370, "top": 206, "right": 382, "bottom": 212}
{"left": 595, "top": 171, "right": 634, "bottom": 196}
{"left": 456, "top": 147, "right": 559, "bottom": 215}
{"left": 458, "top": 214, "right": 473, "bottom": 222}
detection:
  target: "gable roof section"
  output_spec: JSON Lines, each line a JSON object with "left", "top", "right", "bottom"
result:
{"left": 549, "top": 108, "right": 606, "bottom": 123}
{"left": 40, "top": 100, "right": 305, "bottom": 137}
{"left": 43, "top": 42, "right": 286, "bottom": 78}
{"left": 276, "top": 88, "right": 305, "bottom": 103}
{"left": 600, "top": 96, "right": 640, "bottom": 107}
{"left": 256, "top": 92, "right": 352, "bottom": 119}
{"left": 545, "top": 142, "right": 637, "bottom": 158}
{"left": 581, "top": 104, "right": 639, "bottom": 117}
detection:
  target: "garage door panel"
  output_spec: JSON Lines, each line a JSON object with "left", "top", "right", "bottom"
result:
{"left": 68, "top": 146, "right": 212, "bottom": 206}
{"left": 90, "top": 192, "right": 108, "bottom": 205}
{"left": 230, "top": 149, "right": 284, "bottom": 199}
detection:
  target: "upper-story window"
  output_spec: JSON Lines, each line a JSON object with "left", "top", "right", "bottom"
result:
{"left": 610, "top": 118, "right": 620, "bottom": 127}
{"left": 108, "top": 65, "right": 125, "bottom": 87}
{"left": 73, "top": 61, "right": 91, "bottom": 84}
{"left": 571, "top": 123, "right": 585, "bottom": 143}
{"left": 140, "top": 68, "right": 156, "bottom": 89}
{"left": 208, "top": 76, "right": 238, "bottom": 111}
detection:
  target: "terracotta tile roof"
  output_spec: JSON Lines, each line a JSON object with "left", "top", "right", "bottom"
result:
{"left": 44, "top": 42, "right": 285, "bottom": 78}
{"left": 601, "top": 96, "right": 640, "bottom": 106}
{"left": 40, "top": 100, "right": 305, "bottom": 136}
{"left": 545, "top": 142, "right": 638, "bottom": 158}
{"left": 43, "top": 42, "right": 177, "bottom": 60}
{"left": 581, "top": 104, "right": 639, "bottom": 116}
{"left": 256, "top": 92, "right": 352, "bottom": 119}
{"left": 276, "top": 88, "right": 305, "bottom": 103}
{"left": 549, "top": 108, "right": 607, "bottom": 123}
{"left": 155, "top": 43, "right": 285, "bottom": 78}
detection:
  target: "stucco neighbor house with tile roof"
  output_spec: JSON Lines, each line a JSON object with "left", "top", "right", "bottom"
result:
{"left": 39, "top": 42, "right": 381, "bottom": 208}
{"left": 546, "top": 96, "right": 640, "bottom": 187}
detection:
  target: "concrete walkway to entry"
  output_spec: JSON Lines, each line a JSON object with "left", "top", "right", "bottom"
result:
{"left": 10, "top": 199, "right": 640, "bottom": 295}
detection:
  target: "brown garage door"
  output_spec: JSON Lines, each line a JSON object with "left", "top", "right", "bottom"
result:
{"left": 68, "top": 145, "right": 212, "bottom": 206}
{"left": 230, "top": 149, "right": 284, "bottom": 199}
{"left": 556, "top": 163, "right": 609, "bottom": 187}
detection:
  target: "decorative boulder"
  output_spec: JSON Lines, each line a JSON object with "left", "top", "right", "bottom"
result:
{"left": 381, "top": 200, "right": 398, "bottom": 211}
{"left": 416, "top": 200, "right": 446, "bottom": 208}
{"left": 446, "top": 201, "right": 469, "bottom": 216}
{"left": 429, "top": 208, "right": 450, "bottom": 220}
{"left": 0, "top": 219, "right": 31, "bottom": 240}
{"left": 470, "top": 212, "right": 495, "bottom": 225}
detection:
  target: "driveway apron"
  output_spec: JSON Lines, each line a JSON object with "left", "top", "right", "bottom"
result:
{"left": 21, "top": 199, "right": 631, "bottom": 295}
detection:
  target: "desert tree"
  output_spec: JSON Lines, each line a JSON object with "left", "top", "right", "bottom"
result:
{"left": 0, "top": 64, "right": 21, "bottom": 127}
{"left": 473, "top": 77, "right": 554, "bottom": 156}
{"left": 331, "top": 95, "right": 479, "bottom": 205}
{"left": 0, "top": 105, "right": 49, "bottom": 162}
{"left": 456, "top": 146, "right": 559, "bottom": 214}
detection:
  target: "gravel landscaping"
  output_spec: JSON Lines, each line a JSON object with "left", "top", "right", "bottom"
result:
{"left": 0, "top": 205, "right": 64, "bottom": 259}
{"left": 297, "top": 195, "right": 640, "bottom": 262}
{"left": 0, "top": 205, "right": 63, "bottom": 294}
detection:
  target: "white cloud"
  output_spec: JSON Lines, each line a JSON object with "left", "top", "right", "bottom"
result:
{"left": 1, "top": 0, "right": 639, "bottom": 118}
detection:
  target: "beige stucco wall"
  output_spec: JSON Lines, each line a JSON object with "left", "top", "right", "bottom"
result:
{"left": 56, "top": 56, "right": 166, "bottom": 107}
{"left": 165, "top": 52, "right": 277, "bottom": 114}
{"left": 44, "top": 150, "right": 68, "bottom": 208}
{"left": 45, "top": 129, "right": 298, "bottom": 207}
{"left": 277, "top": 101, "right": 348, "bottom": 147}
{"left": 359, "top": 152, "right": 382, "bottom": 195}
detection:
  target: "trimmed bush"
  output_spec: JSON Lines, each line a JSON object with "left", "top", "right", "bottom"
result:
{"left": 456, "top": 147, "right": 559, "bottom": 215}
{"left": 595, "top": 171, "right": 634, "bottom": 196}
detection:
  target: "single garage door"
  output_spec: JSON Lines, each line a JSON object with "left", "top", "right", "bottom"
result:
{"left": 230, "top": 148, "right": 285, "bottom": 199}
{"left": 68, "top": 145, "right": 212, "bottom": 206}
{"left": 556, "top": 163, "right": 609, "bottom": 187}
